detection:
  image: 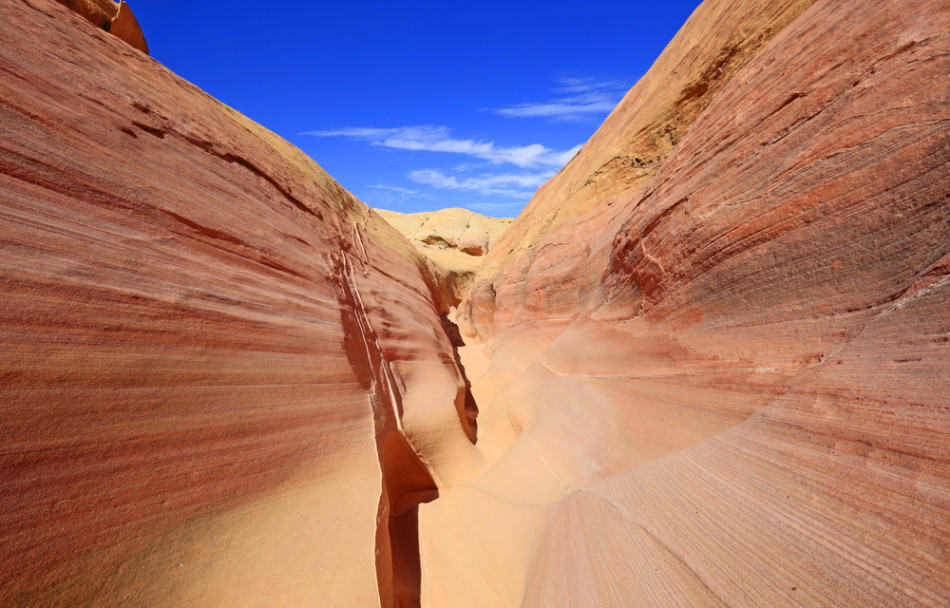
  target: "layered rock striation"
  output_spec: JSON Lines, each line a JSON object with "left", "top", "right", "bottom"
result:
{"left": 0, "top": 1, "right": 475, "bottom": 606}
{"left": 433, "top": 0, "right": 950, "bottom": 606}
{"left": 2, "top": 0, "right": 950, "bottom": 606}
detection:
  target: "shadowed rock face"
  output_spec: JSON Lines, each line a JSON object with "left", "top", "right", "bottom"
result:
{"left": 2, "top": 0, "right": 950, "bottom": 606}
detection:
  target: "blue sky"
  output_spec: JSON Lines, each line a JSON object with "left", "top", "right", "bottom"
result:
{"left": 131, "top": 1, "right": 702, "bottom": 216}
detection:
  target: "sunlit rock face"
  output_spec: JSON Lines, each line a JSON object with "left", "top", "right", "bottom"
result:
{"left": 376, "top": 207, "right": 513, "bottom": 309}
{"left": 0, "top": 1, "right": 475, "bottom": 606}
{"left": 436, "top": 0, "right": 950, "bottom": 606}
{"left": 54, "top": 0, "right": 148, "bottom": 53}
{"left": 2, "top": 0, "right": 949, "bottom": 606}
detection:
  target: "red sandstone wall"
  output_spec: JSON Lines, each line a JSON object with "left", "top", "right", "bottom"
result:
{"left": 0, "top": 1, "right": 470, "bottom": 605}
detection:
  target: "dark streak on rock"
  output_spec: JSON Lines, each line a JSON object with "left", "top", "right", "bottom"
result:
{"left": 131, "top": 121, "right": 165, "bottom": 138}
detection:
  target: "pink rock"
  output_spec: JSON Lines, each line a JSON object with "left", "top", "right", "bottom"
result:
{"left": 3, "top": 0, "right": 949, "bottom": 605}
{"left": 0, "top": 1, "right": 473, "bottom": 605}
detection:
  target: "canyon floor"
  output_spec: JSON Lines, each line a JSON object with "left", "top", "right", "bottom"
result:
{"left": 2, "top": 0, "right": 950, "bottom": 607}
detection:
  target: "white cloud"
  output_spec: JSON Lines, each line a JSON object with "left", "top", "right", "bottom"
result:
{"left": 367, "top": 184, "right": 421, "bottom": 196}
{"left": 495, "top": 97, "right": 616, "bottom": 119}
{"left": 554, "top": 77, "right": 626, "bottom": 94}
{"left": 494, "top": 77, "right": 628, "bottom": 121}
{"left": 408, "top": 168, "right": 555, "bottom": 198}
{"left": 302, "top": 125, "right": 577, "bottom": 169}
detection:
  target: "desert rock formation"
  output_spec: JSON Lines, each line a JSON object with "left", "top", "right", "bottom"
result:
{"left": 1, "top": 1, "right": 473, "bottom": 606}
{"left": 2, "top": 0, "right": 950, "bottom": 606}
{"left": 54, "top": 0, "right": 148, "bottom": 53}
{"left": 376, "top": 208, "right": 512, "bottom": 307}
{"left": 439, "top": 0, "right": 950, "bottom": 606}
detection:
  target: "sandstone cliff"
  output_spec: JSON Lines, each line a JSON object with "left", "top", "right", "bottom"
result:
{"left": 2, "top": 0, "right": 949, "bottom": 606}
{"left": 436, "top": 0, "right": 950, "bottom": 606}
{"left": 376, "top": 207, "right": 512, "bottom": 308}
{"left": 54, "top": 0, "right": 148, "bottom": 53}
{"left": 0, "top": 1, "right": 475, "bottom": 606}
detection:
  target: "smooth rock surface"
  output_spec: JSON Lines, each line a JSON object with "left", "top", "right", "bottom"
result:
{"left": 0, "top": 1, "right": 473, "bottom": 606}
{"left": 458, "top": 0, "right": 821, "bottom": 339}
{"left": 431, "top": 0, "right": 950, "bottom": 606}
{"left": 2, "top": 0, "right": 950, "bottom": 606}
{"left": 376, "top": 208, "right": 512, "bottom": 308}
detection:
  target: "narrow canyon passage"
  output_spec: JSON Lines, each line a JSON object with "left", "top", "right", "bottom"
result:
{"left": 1, "top": 0, "right": 950, "bottom": 607}
{"left": 337, "top": 250, "right": 441, "bottom": 607}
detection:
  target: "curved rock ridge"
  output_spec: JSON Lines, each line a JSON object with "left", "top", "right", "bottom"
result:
{"left": 431, "top": 0, "right": 950, "bottom": 606}
{"left": 458, "top": 0, "right": 820, "bottom": 339}
{"left": 0, "top": 1, "right": 479, "bottom": 606}
{"left": 2, "top": 0, "right": 950, "bottom": 606}
{"left": 54, "top": 0, "right": 148, "bottom": 53}
{"left": 376, "top": 207, "right": 513, "bottom": 308}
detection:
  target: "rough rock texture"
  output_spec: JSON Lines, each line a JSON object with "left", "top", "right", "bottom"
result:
{"left": 376, "top": 207, "right": 511, "bottom": 259}
{"left": 376, "top": 207, "right": 512, "bottom": 307}
{"left": 0, "top": 1, "right": 476, "bottom": 606}
{"left": 3, "top": 0, "right": 950, "bottom": 606}
{"left": 432, "top": 0, "right": 950, "bottom": 606}
{"left": 54, "top": 0, "right": 148, "bottom": 53}
{"left": 460, "top": 0, "right": 819, "bottom": 337}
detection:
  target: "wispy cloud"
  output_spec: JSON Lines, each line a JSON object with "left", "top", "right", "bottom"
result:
{"left": 493, "top": 77, "right": 628, "bottom": 121}
{"left": 301, "top": 125, "right": 577, "bottom": 169}
{"left": 555, "top": 77, "right": 626, "bottom": 94}
{"left": 367, "top": 184, "right": 423, "bottom": 196}
{"left": 408, "top": 168, "right": 555, "bottom": 198}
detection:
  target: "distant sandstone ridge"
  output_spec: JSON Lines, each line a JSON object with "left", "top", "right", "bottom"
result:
{"left": 1, "top": 0, "right": 949, "bottom": 607}
{"left": 375, "top": 207, "right": 513, "bottom": 308}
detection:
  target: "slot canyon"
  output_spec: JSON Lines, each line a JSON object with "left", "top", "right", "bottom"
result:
{"left": 1, "top": 0, "right": 949, "bottom": 606}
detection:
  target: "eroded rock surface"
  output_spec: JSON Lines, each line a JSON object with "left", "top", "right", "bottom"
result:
{"left": 0, "top": 1, "right": 475, "bottom": 606}
{"left": 54, "top": 0, "right": 148, "bottom": 53}
{"left": 433, "top": 0, "right": 950, "bottom": 606}
{"left": 459, "top": 0, "right": 821, "bottom": 337}
{"left": 376, "top": 208, "right": 512, "bottom": 308}
{"left": 2, "top": 0, "right": 950, "bottom": 606}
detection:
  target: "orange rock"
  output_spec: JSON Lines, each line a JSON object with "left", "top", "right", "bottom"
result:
{"left": 110, "top": 1, "right": 148, "bottom": 54}
{"left": 459, "top": 0, "right": 822, "bottom": 340}
{"left": 54, "top": 0, "right": 148, "bottom": 53}
{"left": 3, "top": 0, "right": 950, "bottom": 605}
{"left": 0, "top": 1, "right": 472, "bottom": 605}
{"left": 377, "top": 207, "right": 513, "bottom": 308}
{"left": 55, "top": 0, "right": 117, "bottom": 30}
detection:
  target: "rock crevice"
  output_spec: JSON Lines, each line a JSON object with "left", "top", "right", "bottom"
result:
{"left": 336, "top": 250, "right": 440, "bottom": 608}
{"left": 2, "top": 0, "right": 950, "bottom": 606}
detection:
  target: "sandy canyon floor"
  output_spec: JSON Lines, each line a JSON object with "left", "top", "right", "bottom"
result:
{"left": 1, "top": 0, "right": 950, "bottom": 606}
